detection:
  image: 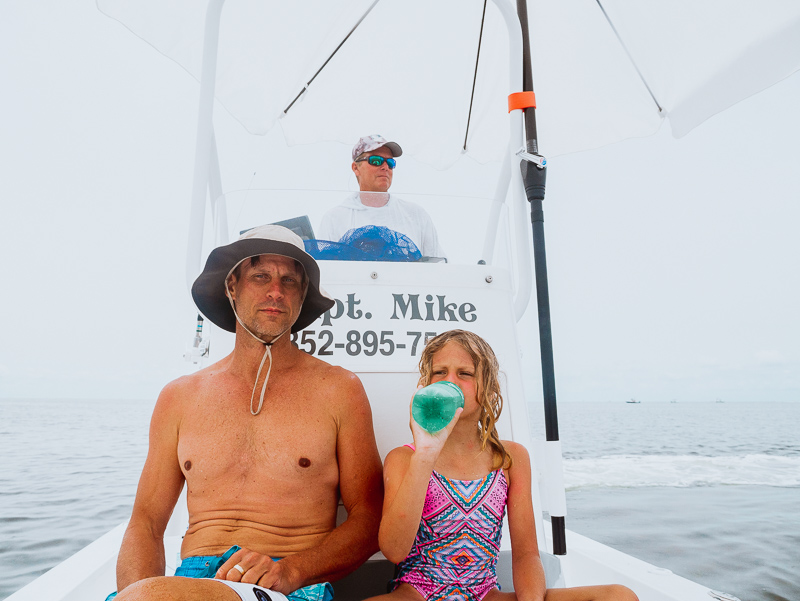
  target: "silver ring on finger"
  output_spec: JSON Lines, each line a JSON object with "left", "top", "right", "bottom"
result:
{"left": 233, "top": 564, "right": 245, "bottom": 575}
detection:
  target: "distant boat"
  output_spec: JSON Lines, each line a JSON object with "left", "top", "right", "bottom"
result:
{"left": 627, "top": 398, "right": 641, "bottom": 404}
{"left": 716, "top": 399, "right": 724, "bottom": 403}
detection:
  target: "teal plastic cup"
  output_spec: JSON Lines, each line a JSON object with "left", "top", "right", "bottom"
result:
{"left": 412, "top": 381, "right": 465, "bottom": 433}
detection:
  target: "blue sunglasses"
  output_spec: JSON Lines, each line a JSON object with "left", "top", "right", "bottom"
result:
{"left": 355, "top": 155, "right": 397, "bottom": 169}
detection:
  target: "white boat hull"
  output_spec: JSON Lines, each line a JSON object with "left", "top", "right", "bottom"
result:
{"left": 7, "top": 520, "right": 715, "bottom": 601}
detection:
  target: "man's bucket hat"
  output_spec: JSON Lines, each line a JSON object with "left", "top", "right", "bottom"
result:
{"left": 192, "top": 224, "right": 334, "bottom": 333}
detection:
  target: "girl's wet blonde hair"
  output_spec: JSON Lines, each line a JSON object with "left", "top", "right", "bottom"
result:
{"left": 418, "top": 330, "right": 512, "bottom": 470}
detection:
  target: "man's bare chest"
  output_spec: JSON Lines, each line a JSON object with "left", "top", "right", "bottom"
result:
{"left": 176, "top": 386, "right": 339, "bottom": 487}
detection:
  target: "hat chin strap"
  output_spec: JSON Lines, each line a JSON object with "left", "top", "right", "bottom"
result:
{"left": 225, "top": 279, "right": 306, "bottom": 416}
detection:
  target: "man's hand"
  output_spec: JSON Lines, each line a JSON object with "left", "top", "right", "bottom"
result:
{"left": 216, "top": 547, "right": 301, "bottom": 594}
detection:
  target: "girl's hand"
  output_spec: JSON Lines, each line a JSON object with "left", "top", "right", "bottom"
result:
{"left": 408, "top": 386, "right": 463, "bottom": 460}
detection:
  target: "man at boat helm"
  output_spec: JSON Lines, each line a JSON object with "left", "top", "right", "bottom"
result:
{"left": 318, "top": 134, "right": 445, "bottom": 258}
{"left": 111, "top": 225, "right": 383, "bottom": 601}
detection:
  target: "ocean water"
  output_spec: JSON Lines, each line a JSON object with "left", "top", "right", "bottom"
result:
{"left": 0, "top": 399, "right": 153, "bottom": 600}
{"left": 537, "top": 402, "right": 800, "bottom": 601}
{"left": 1, "top": 399, "right": 798, "bottom": 601}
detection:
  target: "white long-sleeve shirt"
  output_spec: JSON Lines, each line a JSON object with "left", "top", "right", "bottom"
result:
{"left": 318, "top": 193, "right": 445, "bottom": 258}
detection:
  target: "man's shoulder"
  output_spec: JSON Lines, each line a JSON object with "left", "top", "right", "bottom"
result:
{"left": 322, "top": 204, "right": 352, "bottom": 218}
{"left": 318, "top": 199, "right": 358, "bottom": 236}
{"left": 324, "top": 193, "right": 361, "bottom": 213}
{"left": 153, "top": 375, "right": 197, "bottom": 413}
{"left": 390, "top": 195, "right": 433, "bottom": 218}
{"left": 157, "top": 358, "right": 227, "bottom": 403}
{"left": 148, "top": 373, "right": 197, "bottom": 426}
{"left": 300, "top": 352, "right": 364, "bottom": 387}
{"left": 294, "top": 352, "right": 368, "bottom": 404}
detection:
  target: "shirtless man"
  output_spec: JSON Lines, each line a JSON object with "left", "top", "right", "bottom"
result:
{"left": 113, "top": 225, "right": 383, "bottom": 601}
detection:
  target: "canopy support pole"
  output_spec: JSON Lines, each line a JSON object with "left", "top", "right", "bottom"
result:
{"left": 283, "top": 0, "right": 381, "bottom": 114}
{"left": 209, "top": 131, "right": 228, "bottom": 247}
{"left": 595, "top": 0, "right": 663, "bottom": 113}
{"left": 491, "top": 0, "right": 532, "bottom": 317}
{"left": 516, "top": 0, "right": 566, "bottom": 555}
{"left": 464, "top": 0, "right": 489, "bottom": 151}
{"left": 186, "top": 0, "right": 226, "bottom": 289}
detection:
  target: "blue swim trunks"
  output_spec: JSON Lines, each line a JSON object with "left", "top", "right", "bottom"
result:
{"left": 105, "top": 546, "right": 334, "bottom": 601}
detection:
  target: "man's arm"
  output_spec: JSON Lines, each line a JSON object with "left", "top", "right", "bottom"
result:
{"left": 217, "top": 370, "right": 384, "bottom": 591}
{"left": 317, "top": 208, "right": 342, "bottom": 243}
{"left": 115, "top": 381, "right": 186, "bottom": 592}
{"left": 414, "top": 206, "right": 445, "bottom": 259}
{"left": 284, "top": 370, "right": 384, "bottom": 583}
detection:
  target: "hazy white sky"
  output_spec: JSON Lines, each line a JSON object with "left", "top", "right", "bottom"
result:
{"left": 1, "top": 1, "right": 798, "bottom": 403}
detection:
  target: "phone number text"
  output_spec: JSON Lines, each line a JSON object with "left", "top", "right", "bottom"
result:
{"left": 290, "top": 330, "right": 438, "bottom": 357}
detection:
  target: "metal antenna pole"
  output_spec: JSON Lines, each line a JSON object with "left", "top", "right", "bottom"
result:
{"left": 516, "top": 0, "right": 566, "bottom": 555}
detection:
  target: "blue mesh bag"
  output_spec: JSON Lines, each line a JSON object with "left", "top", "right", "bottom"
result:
{"left": 304, "top": 238, "right": 373, "bottom": 261}
{"left": 306, "top": 225, "right": 422, "bottom": 262}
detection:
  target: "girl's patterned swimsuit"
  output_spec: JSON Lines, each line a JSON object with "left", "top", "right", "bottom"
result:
{"left": 391, "top": 465, "right": 508, "bottom": 601}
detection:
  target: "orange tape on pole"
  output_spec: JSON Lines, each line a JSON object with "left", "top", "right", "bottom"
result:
{"left": 508, "top": 91, "right": 537, "bottom": 112}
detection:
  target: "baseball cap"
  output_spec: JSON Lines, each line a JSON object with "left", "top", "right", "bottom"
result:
{"left": 352, "top": 135, "right": 403, "bottom": 161}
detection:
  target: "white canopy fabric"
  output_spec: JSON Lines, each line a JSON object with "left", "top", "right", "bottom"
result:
{"left": 98, "top": 0, "right": 800, "bottom": 167}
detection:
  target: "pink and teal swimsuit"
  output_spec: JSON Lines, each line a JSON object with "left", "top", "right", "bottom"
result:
{"left": 391, "top": 460, "right": 508, "bottom": 601}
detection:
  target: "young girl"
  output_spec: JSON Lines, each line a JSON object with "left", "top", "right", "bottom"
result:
{"left": 368, "top": 330, "right": 638, "bottom": 601}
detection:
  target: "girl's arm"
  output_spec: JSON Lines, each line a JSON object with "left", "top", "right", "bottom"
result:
{"left": 505, "top": 441, "right": 547, "bottom": 601}
{"left": 378, "top": 402, "right": 463, "bottom": 563}
{"left": 377, "top": 445, "right": 434, "bottom": 563}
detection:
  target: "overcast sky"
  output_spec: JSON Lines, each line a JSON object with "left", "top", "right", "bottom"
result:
{"left": 1, "top": 2, "right": 798, "bottom": 403}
